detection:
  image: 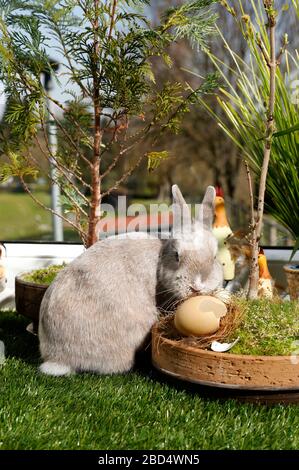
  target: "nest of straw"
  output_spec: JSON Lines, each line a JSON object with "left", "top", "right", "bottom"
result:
{"left": 156, "top": 302, "right": 242, "bottom": 350}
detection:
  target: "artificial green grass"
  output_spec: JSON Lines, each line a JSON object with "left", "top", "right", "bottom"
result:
{"left": 229, "top": 299, "right": 299, "bottom": 356}
{"left": 1, "top": 310, "right": 299, "bottom": 450}
{"left": 21, "top": 264, "right": 66, "bottom": 285}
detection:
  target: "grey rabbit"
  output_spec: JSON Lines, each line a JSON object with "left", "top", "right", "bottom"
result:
{"left": 39, "top": 185, "right": 223, "bottom": 376}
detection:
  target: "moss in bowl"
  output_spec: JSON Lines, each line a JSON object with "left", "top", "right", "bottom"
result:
{"left": 156, "top": 298, "right": 299, "bottom": 357}
{"left": 15, "top": 264, "right": 67, "bottom": 324}
{"left": 228, "top": 298, "right": 299, "bottom": 356}
{"left": 21, "top": 263, "right": 67, "bottom": 286}
{"left": 152, "top": 298, "right": 299, "bottom": 390}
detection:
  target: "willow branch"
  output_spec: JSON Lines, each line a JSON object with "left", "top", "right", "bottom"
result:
{"left": 256, "top": 14, "right": 276, "bottom": 241}
{"left": 256, "top": 35, "right": 271, "bottom": 67}
{"left": 276, "top": 36, "right": 288, "bottom": 64}
{"left": 247, "top": 0, "right": 277, "bottom": 299}
{"left": 244, "top": 160, "right": 255, "bottom": 238}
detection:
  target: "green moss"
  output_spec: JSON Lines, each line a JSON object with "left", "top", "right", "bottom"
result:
{"left": 21, "top": 263, "right": 66, "bottom": 286}
{"left": 229, "top": 299, "right": 299, "bottom": 356}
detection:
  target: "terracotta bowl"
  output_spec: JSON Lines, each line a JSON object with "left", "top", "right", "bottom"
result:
{"left": 152, "top": 323, "right": 299, "bottom": 391}
{"left": 15, "top": 274, "right": 48, "bottom": 324}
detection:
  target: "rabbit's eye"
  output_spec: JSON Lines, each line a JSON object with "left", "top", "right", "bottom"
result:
{"left": 175, "top": 251, "right": 180, "bottom": 262}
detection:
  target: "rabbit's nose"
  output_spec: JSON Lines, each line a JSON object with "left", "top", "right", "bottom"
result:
{"left": 190, "top": 286, "right": 200, "bottom": 294}
{"left": 191, "top": 277, "right": 203, "bottom": 293}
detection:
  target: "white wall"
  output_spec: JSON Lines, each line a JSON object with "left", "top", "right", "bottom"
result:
{"left": 2, "top": 243, "right": 85, "bottom": 291}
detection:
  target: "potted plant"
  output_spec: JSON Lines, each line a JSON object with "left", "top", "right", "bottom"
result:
{"left": 15, "top": 264, "right": 66, "bottom": 327}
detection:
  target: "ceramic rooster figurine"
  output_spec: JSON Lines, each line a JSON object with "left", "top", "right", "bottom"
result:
{"left": 257, "top": 247, "right": 273, "bottom": 299}
{"left": 212, "top": 187, "right": 235, "bottom": 283}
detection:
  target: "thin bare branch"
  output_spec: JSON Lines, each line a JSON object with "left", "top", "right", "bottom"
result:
{"left": 256, "top": 34, "right": 271, "bottom": 67}
{"left": 276, "top": 34, "right": 288, "bottom": 64}
{"left": 37, "top": 117, "right": 92, "bottom": 201}
{"left": 51, "top": 24, "right": 90, "bottom": 98}
{"left": 45, "top": 94, "right": 93, "bottom": 150}
{"left": 247, "top": 1, "right": 277, "bottom": 299}
{"left": 244, "top": 160, "right": 255, "bottom": 237}
{"left": 47, "top": 106, "right": 93, "bottom": 170}
{"left": 23, "top": 147, "right": 89, "bottom": 219}
{"left": 102, "top": 152, "right": 145, "bottom": 198}
{"left": 100, "top": 150, "right": 124, "bottom": 180}
{"left": 19, "top": 176, "right": 87, "bottom": 242}
{"left": 108, "top": 0, "right": 118, "bottom": 39}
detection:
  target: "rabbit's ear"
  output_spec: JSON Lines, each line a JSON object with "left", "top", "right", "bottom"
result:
{"left": 201, "top": 186, "right": 216, "bottom": 230}
{"left": 171, "top": 184, "right": 191, "bottom": 236}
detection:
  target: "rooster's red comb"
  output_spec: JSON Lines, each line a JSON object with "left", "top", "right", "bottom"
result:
{"left": 259, "top": 247, "right": 265, "bottom": 255}
{"left": 215, "top": 186, "right": 224, "bottom": 198}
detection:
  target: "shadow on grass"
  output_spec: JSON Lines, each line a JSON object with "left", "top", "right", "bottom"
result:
{"left": 133, "top": 347, "right": 247, "bottom": 404}
{"left": 145, "top": 362, "right": 299, "bottom": 406}
{"left": 0, "top": 311, "right": 40, "bottom": 365}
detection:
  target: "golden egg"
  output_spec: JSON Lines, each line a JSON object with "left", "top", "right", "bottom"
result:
{"left": 174, "top": 295, "right": 227, "bottom": 337}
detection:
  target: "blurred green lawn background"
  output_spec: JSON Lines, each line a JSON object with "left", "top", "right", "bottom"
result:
{"left": 0, "top": 191, "right": 52, "bottom": 241}
{"left": 0, "top": 191, "right": 85, "bottom": 242}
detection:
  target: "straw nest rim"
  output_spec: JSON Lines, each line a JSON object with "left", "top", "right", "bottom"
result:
{"left": 156, "top": 302, "right": 242, "bottom": 350}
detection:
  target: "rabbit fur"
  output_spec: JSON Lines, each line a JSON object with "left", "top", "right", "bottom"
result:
{"left": 39, "top": 185, "right": 223, "bottom": 376}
